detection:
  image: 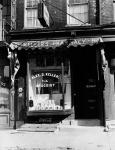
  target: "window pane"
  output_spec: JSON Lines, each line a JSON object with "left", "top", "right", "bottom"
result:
{"left": 28, "top": 56, "right": 72, "bottom": 111}
{"left": 25, "top": 0, "right": 42, "bottom": 28}
{"left": 26, "top": 0, "right": 40, "bottom": 7}
{"left": 0, "top": 65, "right": 10, "bottom": 113}
{"left": 67, "top": 3, "right": 88, "bottom": 25}
{"left": 29, "top": 70, "right": 63, "bottom": 110}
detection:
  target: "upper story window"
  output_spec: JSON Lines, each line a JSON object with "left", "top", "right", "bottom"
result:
{"left": 67, "top": 0, "right": 89, "bottom": 26}
{"left": 24, "top": 0, "right": 43, "bottom": 29}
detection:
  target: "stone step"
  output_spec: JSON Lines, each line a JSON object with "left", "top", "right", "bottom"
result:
{"left": 16, "top": 119, "right": 101, "bottom": 132}
{"left": 16, "top": 123, "right": 59, "bottom": 132}
{"left": 106, "top": 120, "right": 115, "bottom": 130}
{"left": 60, "top": 119, "right": 100, "bottom": 126}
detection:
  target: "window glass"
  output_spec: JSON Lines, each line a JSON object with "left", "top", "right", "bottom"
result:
{"left": 28, "top": 55, "right": 71, "bottom": 111}
{"left": 0, "top": 65, "right": 10, "bottom": 113}
{"left": 67, "top": 0, "right": 89, "bottom": 25}
{"left": 25, "top": 0, "right": 43, "bottom": 28}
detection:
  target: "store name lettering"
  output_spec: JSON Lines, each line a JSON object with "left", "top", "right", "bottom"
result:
{"left": 68, "top": 38, "right": 99, "bottom": 47}
{"left": 32, "top": 73, "right": 59, "bottom": 79}
{"left": 19, "top": 40, "right": 66, "bottom": 48}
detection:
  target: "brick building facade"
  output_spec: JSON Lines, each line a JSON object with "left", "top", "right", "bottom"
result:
{"left": 7, "top": 0, "right": 115, "bottom": 128}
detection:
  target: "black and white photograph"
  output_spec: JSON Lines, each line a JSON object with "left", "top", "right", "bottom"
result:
{"left": 0, "top": 0, "right": 115, "bottom": 149}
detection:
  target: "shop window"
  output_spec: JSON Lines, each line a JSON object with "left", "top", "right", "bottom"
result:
{"left": 0, "top": 65, "right": 10, "bottom": 113}
{"left": 24, "top": 0, "right": 43, "bottom": 28}
{"left": 36, "top": 55, "right": 45, "bottom": 67}
{"left": 28, "top": 57, "right": 71, "bottom": 111}
{"left": 36, "top": 54, "right": 62, "bottom": 67}
{"left": 67, "top": 0, "right": 89, "bottom": 26}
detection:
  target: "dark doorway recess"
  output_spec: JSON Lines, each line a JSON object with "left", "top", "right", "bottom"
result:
{"left": 71, "top": 46, "right": 99, "bottom": 119}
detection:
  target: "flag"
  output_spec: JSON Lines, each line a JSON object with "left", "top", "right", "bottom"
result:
{"left": 11, "top": 53, "right": 20, "bottom": 86}
{"left": 101, "top": 49, "right": 108, "bottom": 71}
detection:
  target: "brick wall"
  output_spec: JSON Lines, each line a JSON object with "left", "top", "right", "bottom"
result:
{"left": 100, "top": 0, "right": 113, "bottom": 24}
{"left": 16, "top": 0, "right": 24, "bottom": 30}
{"left": 15, "top": 0, "right": 66, "bottom": 30}
{"left": 15, "top": 0, "right": 114, "bottom": 30}
{"left": 47, "top": 0, "right": 67, "bottom": 28}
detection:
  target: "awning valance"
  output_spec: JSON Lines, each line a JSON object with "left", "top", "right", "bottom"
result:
{"left": 10, "top": 37, "right": 102, "bottom": 50}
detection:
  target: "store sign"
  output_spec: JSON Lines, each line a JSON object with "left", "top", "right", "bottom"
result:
{"left": 38, "top": 2, "right": 49, "bottom": 27}
{"left": 67, "top": 38, "right": 101, "bottom": 47}
{"left": 10, "top": 39, "right": 66, "bottom": 50}
{"left": 32, "top": 72, "right": 59, "bottom": 79}
{"left": 10, "top": 37, "right": 102, "bottom": 50}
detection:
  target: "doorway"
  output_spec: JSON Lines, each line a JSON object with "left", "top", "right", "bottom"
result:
{"left": 71, "top": 46, "right": 99, "bottom": 119}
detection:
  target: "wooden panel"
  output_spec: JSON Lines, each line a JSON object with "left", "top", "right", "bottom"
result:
{"left": 0, "top": 114, "right": 10, "bottom": 125}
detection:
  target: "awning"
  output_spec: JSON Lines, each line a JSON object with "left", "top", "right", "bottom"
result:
{"left": 10, "top": 37, "right": 102, "bottom": 50}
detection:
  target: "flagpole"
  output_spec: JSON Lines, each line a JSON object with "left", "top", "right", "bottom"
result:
{"left": 9, "top": 51, "right": 16, "bottom": 129}
{"left": 12, "top": 51, "right": 20, "bottom": 129}
{"left": 13, "top": 52, "right": 19, "bottom": 129}
{"left": 13, "top": 52, "right": 16, "bottom": 129}
{"left": 7, "top": 47, "right": 20, "bottom": 129}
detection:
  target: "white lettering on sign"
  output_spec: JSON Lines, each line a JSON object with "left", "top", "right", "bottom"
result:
{"left": 11, "top": 39, "right": 66, "bottom": 50}
{"left": 32, "top": 73, "right": 59, "bottom": 79}
{"left": 68, "top": 38, "right": 100, "bottom": 47}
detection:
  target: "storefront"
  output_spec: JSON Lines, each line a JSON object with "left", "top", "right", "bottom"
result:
{"left": 9, "top": 34, "right": 105, "bottom": 125}
{"left": 0, "top": 43, "right": 10, "bottom": 127}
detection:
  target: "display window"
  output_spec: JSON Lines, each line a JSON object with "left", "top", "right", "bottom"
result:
{"left": 27, "top": 54, "right": 71, "bottom": 111}
{"left": 0, "top": 65, "right": 10, "bottom": 113}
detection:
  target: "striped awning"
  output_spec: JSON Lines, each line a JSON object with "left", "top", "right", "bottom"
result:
{"left": 10, "top": 37, "right": 102, "bottom": 50}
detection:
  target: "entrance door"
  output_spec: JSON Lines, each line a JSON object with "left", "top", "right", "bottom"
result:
{"left": 71, "top": 46, "right": 99, "bottom": 119}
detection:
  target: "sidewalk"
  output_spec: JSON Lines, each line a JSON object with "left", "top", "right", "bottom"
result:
{"left": 0, "top": 125, "right": 114, "bottom": 150}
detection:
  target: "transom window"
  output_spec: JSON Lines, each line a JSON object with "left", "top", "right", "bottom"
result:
{"left": 67, "top": 0, "right": 89, "bottom": 26}
{"left": 24, "top": 0, "right": 43, "bottom": 28}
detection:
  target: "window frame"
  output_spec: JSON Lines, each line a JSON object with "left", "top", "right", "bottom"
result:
{"left": 67, "top": 0, "right": 89, "bottom": 26}
{"left": 24, "top": 0, "right": 43, "bottom": 29}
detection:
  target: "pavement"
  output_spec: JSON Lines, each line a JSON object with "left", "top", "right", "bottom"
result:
{"left": 0, "top": 124, "right": 115, "bottom": 150}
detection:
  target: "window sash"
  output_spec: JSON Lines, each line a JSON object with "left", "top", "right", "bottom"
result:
{"left": 67, "top": 1, "right": 89, "bottom": 25}
{"left": 24, "top": 0, "right": 42, "bottom": 28}
{"left": 26, "top": 0, "right": 40, "bottom": 8}
{"left": 69, "top": 0, "right": 88, "bottom": 5}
